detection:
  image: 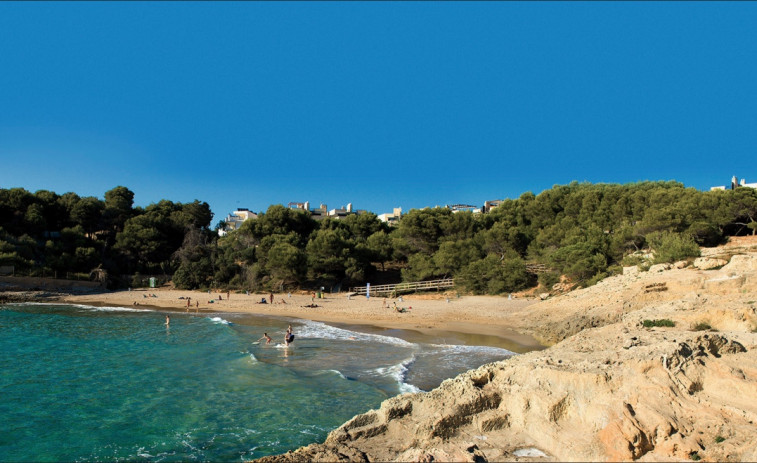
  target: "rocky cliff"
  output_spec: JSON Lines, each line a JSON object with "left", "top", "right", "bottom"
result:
{"left": 258, "top": 251, "right": 757, "bottom": 462}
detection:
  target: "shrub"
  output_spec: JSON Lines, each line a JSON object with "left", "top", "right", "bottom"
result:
{"left": 692, "top": 322, "right": 713, "bottom": 331}
{"left": 690, "top": 451, "right": 701, "bottom": 461}
{"left": 585, "top": 272, "right": 608, "bottom": 287}
{"left": 715, "top": 436, "right": 726, "bottom": 443}
{"left": 538, "top": 271, "right": 560, "bottom": 289}
{"left": 647, "top": 231, "right": 700, "bottom": 264}
{"left": 131, "top": 272, "right": 143, "bottom": 288}
{"left": 643, "top": 319, "right": 675, "bottom": 328}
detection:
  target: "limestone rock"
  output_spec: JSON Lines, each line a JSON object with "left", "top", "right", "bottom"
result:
{"left": 693, "top": 257, "right": 728, "bottom": 270}
{"left": 648, "top": 263, "right": 671, "bottom": 273}
{"left": 255, "top": 251, "right": 757, "bottom": 463}
{"left": 623, "top": 266, "right": 639, "bottom": 276}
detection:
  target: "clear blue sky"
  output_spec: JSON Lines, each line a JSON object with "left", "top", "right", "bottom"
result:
{"left": 2, "top": 2, "right": 756, "bottom": 225}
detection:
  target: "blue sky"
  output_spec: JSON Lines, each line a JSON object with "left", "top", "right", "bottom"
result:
{"left": 1, "top": 2, "right": 756, "bottom": 225}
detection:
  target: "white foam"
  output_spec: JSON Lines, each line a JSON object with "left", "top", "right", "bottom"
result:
{"left": 13, "top": 302, "right": 148, "bottom": 312}
{"left": 208, "top": 316, "right": 232, "bottom": 325}
{"left": 374, "top": 356, "right": 421, "bottom": 394}
{"left": 296, "top": 320, "right": 415, "bottom": 347}
{"left": 430, "top": 343, "right": 515, "bottom": 357}
{"left": 327, "top": 369, "right": 346, "bottom": 380}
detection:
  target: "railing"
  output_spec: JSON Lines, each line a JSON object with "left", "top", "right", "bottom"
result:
{"left": 349, "top": 278, "right": 454, "bottom": 296}
{"left": 525, "top": 263, "right": 550, "bottom": 274}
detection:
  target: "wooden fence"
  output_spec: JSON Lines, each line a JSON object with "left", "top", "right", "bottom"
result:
{"left": 349, "top": 278, "right": 455, "bottom": 297}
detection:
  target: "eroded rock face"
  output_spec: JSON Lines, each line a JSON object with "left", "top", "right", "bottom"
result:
{"left": 257, "top": 330, "right": 757, "bottom": 462}
{"left": 255, "top": 252, "right": 757, "bottom": 462}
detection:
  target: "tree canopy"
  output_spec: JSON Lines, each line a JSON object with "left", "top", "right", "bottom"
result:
{"left": 1, "top": 181, "right": 755, "bottom": 293}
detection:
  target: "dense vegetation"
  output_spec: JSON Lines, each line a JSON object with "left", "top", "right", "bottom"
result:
{"left": 0, "top": 186, "right": 213, "bottom": 287}
{"left": 1, "top": 181, "right": 756, "bottom": 293}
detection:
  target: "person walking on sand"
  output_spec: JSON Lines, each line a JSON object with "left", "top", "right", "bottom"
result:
{"left": 227, "top": 291, "right": 230, "bottom": 300}
{"left": 257, "top": 333, "right": 272, "bottom": 345}
{"left": 269, "top": 292, "right": 274, "bottom": 304}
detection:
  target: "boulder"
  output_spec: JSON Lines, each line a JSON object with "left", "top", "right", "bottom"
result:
{"left": 648, "top": 263, "right": 671, "bottom": 273}
{"left": 693, "top": 257, "right": 728, "bottom": 270}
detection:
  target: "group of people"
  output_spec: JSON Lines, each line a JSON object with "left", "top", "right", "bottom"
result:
{"left": 257, "top": 325, "right": 295, "bottom": 347}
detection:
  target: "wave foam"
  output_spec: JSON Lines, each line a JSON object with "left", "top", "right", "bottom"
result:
{"left": 430, "top": 343, "right": 515, "bottom": 357}
{"left": 11, "top": 302, "right": 148, "bottom": 312}
{"left": 374, "top": 356, "right": 420, "bottom": 394}
{"left": 208, "top": 316, "right": 232, "bottom": 325}
{"left": 296, "top": 320, "right": 415, "bottom": 347}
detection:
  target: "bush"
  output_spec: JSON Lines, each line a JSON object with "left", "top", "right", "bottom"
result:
{"left": 643, "top": 319, "right": 675, "bottom": 328}
{"left": 131, "top": 272, "right": 143, "bottom": 288}
{"left": 715, "top": 436, "right": 726, "bottom": 443}
{"left": 456, "top": 255, "right": 533, "bottom": 295}
{"left": 692, "top": 322, "right": 713, "bottom": 331}
{"left": 647, "top": 231, "right": 700, "bottom": 264}
{"left": 585, "top": 272, "right": 608, "bottom": 287}
{"left": 538, "top": 271, "right": 561, "bottom": 289}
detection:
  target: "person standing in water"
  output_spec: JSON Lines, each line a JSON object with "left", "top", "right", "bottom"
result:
{"left": 284, "top": 325, "right": 295, "bottom": 346}
{"left": 165, "top": 314, "right": 170, "bottom": 327}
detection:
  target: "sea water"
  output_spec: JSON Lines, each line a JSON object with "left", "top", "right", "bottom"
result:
{"left": 0, "top": 303, "right": 514, "bottom": 462}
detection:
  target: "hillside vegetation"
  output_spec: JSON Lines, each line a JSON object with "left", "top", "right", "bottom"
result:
{"left": 1, "top": 181, "right": 756, "bottom": 291}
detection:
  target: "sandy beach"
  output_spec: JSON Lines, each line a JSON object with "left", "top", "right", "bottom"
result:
{"left": 61, "top": 289, "right": 545, "bottom": 353}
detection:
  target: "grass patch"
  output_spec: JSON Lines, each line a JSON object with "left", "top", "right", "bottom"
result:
{"left": 690, "top": 451, "right": 701, "bottom": 461}
{"left": 692, "top": 322, "right": 713, "bottom": 331}
{"left": 643, "top": 319, "right": 676, "bottom": 328}
{"left": 715, "top": 435, "right": 726, "bottom": 443}
{"left": 747, "top": 301, "right": 755, "bottom": 304}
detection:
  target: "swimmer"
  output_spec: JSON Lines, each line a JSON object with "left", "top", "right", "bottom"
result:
{"left": 165, "top": 315, "right": 170, "bottom": 326}
{"left": 257, "top": 333, "right": 272, "bottom": 345}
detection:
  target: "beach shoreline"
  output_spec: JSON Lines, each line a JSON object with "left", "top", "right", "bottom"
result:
{"left": 59, "top": 288, "right": 545, "bottom": 353}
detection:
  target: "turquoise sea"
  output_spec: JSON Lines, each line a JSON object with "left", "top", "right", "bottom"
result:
{"left": 0, "top": 303, "right": 515, "bottom": 462}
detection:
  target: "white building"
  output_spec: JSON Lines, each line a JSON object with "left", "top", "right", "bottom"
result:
{"left": 483, "top": 199, "right": 504, "bottom": 213}
{"left": 378, "top": 207, "right": 403, "bottom": 226}
{"left": 218, "top": 208, "right": 257, "bottom": 236}
{"left": 446, "top": 203, "right": 482, "bottom": 214}
{"left": 711, "top": 175, "right": 757, "bottom": 191}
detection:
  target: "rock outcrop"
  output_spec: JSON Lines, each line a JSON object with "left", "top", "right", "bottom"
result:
{"left": 256, "top": 249, "right": 757, "bottom": 462}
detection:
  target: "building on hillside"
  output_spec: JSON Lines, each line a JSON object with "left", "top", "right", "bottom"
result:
{"left": 446, "top": 203, "right": 482, "bottom": 214}
{"left": 288, "top": 201, "right": 363, "bottom": 220}
{"left": 378, "top": 207, "right": 403, "bottom": 226}
{"left": 711, "top": 175, "right": 757, "bottom": 191}
{"left": 328, "top": 203, "right": 357, "bottom": 219}
{"left": 218, "top": 208, "right": 257, "bottom": 236}
{"left": 483, "top": 200, "right": 504, "bottom": 213}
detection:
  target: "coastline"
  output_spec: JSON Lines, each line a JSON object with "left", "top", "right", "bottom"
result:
{"left": 58, "top": 289, "right": 545, "bottom": 353}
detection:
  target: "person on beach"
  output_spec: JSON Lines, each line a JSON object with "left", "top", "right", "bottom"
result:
{"left": 227, "top": 291, "right": 230, "bottom": 300}
{"left": 257, "top": 333, "right": 272, "bottom": 345}
{"left": 269, "top": 292, "right": 274, "bottom": 304}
